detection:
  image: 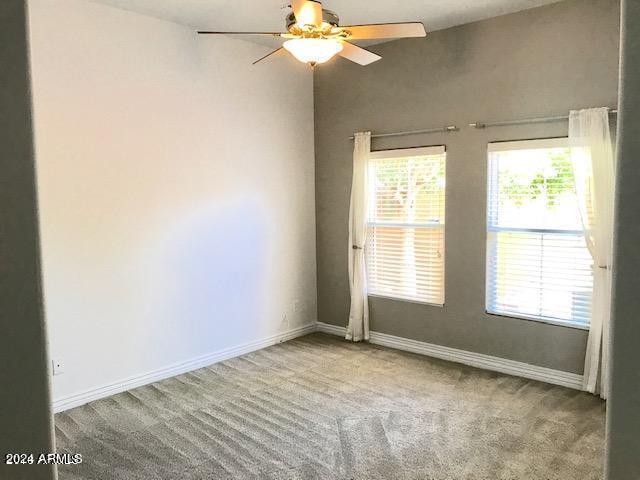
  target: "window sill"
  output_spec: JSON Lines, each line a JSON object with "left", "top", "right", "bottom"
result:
{"left": 486, "top": 310, "right": 590, "bottom": 331}
{"left": 368, "top": 293, "right": 444, "bottom": 308}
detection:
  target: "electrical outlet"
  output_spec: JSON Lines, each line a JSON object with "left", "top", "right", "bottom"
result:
{"left": 52, "top": 358, "right": 65, "bottom": 376}
{"left": 281, "top": 312, "right": 290, "bottom": 329}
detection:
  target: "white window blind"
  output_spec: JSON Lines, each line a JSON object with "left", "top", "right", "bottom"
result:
{"left": 366, "top": 146, "right": 446, "bottom": 305}
{"left": 486, "top": 139, "right": 593, "bottom": 328}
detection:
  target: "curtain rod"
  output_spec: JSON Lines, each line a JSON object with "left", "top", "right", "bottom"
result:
{"left": 470, "top": 107, "right": 618, "bottom": 129}
{"left": 350, "top": 107, "right": 618, "bottom": 139}
{"left": 348, "top": 125, "right": 458, "bottom": 140}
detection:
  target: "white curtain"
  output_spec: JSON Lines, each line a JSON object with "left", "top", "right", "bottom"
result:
{"left": 346, "top": 132, "right": 371, "bottom": 342}
{"left": 569, "top": 108, "right": 615, "bottom": 398}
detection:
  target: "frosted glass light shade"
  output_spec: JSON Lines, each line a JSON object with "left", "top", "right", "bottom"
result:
{"left": 283, "top": 38, "right": 343, "bottom": 65}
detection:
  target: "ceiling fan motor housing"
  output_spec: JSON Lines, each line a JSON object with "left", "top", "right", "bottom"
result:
{"left": 286, "top": 9, "right": 340, "bottom": 33}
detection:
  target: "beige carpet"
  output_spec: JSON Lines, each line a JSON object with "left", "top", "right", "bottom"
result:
{"left": 55, "top": 333, "right": 605, "bottom": 479}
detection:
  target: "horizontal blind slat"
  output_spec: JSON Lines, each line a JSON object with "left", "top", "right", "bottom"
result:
{"left": 486, "top": 145, "right": 593, "bottom": 326}
{"left": 367, "top": 152, "right": 445, "bottom": 305}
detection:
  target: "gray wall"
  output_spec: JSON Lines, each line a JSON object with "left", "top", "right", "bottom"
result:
{"left": 606, "top": 0, "right": 640, "bottom": 477}
{"left": 314, "top": 0, "right": 620, "bottom": 374}
{"left": 0, "top": 1, "right": 57, "bottom": 479}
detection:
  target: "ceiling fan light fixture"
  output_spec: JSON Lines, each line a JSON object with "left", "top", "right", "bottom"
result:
{"left": 283, "top": 38, "right": 343, "bottom": 65}
{"left": 198, "top": 1, "right": 426, "bottom": 67}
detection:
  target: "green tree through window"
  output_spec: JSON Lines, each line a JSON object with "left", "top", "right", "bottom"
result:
{"left": 500, "top": 149, "right": 575, "bottom": 208}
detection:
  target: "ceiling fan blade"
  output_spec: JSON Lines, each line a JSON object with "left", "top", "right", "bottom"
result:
{"left": 342, "top": 22, "right": 427, "bottom": 40}
{"left": 253, "top": 47, "right": 287, "bottom": 65}
{"left": 198, "top": 31, "right": 284, "bottom": 36}
{"left": 291, "top": 0, "right": 323, "bottom": 27}
{"left": 338, "top": 42, "right": 381, "bottom": 66}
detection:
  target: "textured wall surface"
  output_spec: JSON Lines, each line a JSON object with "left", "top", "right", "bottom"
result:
{"left": 314, "top": 0, "right": 620, "bottom": 374}
{"left": 29, "top": 0, "right": 316, "bottom": 403}
{"left": 606, "top": 0, "right": 640, "bottom": 477}
{"left": 0, "top": 1, "right": 56, "bottom": 478}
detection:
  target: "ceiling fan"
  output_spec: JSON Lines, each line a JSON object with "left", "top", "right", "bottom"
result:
{"left": 198, "top": 0, "right": 427, "bottom": 67}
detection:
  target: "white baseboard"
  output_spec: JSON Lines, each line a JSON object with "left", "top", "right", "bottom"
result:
{"left": 315, "top": 322, "right": 584, "bottom": 391}
{"left": 53, "top": 321, "right": 584, "bottom": 413}
{"left": 52, "top": 323, "right": 317, "bottom": 413}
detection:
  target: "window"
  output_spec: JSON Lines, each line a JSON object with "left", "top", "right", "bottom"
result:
{"left": 486, "top": 138, "right": 593, "bottom": 328}
{"left": 366, "top": 146, "right": 446, "bottom": 305}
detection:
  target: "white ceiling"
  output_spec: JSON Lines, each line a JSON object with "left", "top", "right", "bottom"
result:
{"left": 91, "top": 0, "right": 563, "bottom": 47}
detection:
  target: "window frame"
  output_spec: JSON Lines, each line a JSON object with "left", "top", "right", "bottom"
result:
{"left": 366, "top": 145, "right": 446, "bottom": 306}
{"left": 485, "top": 137, "right": 592, "bottom": 330}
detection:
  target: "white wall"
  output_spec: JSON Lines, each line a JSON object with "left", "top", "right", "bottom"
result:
{"left": 28, "top": 0, "right": 317, "bottom": 403}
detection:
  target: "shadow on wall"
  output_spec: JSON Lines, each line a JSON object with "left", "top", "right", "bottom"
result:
{"left": 151, "top": 197, "right": 271, "bottom": 356}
